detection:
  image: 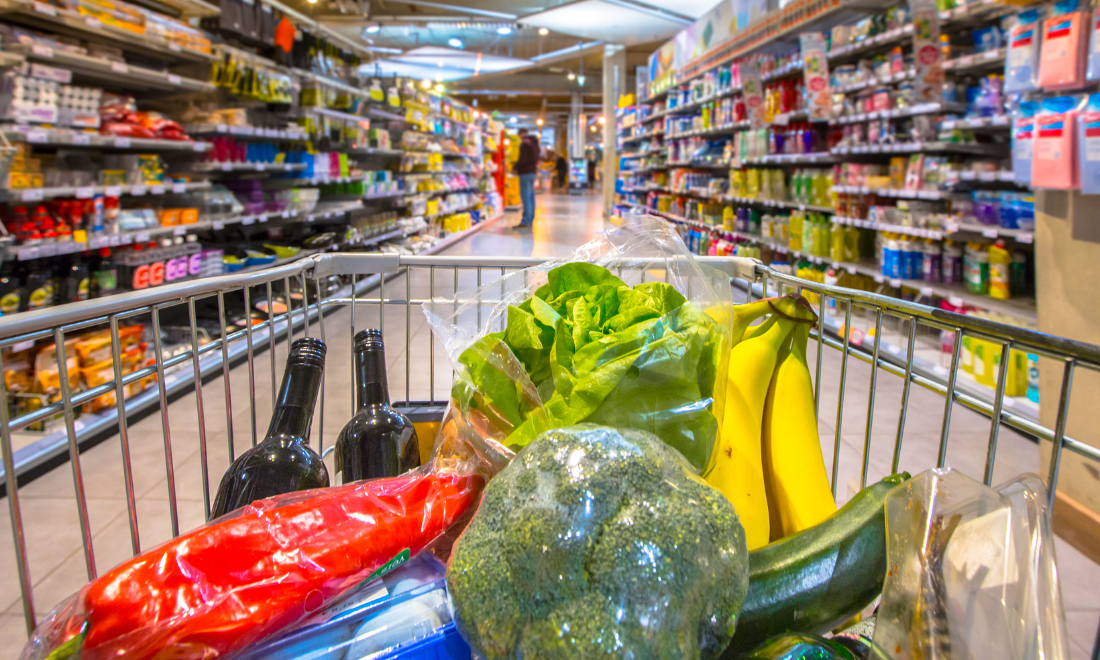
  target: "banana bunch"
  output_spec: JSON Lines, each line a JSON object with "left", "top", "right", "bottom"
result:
{"left": 705, "top": 294, "right": 836, "bottom": 550}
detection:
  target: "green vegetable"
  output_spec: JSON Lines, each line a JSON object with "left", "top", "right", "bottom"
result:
{"left": 448, "top": 425, "right": 749, "bottom": 660}
{"left": 723, "top": 473, "right": 910, "bottom": 656}
{"left": 453, "top": 263, "right": 727, "bottom": 471}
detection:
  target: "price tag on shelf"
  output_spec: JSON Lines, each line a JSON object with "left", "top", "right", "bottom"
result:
{"left": 832, "top": 262, "right": 842, "bottom": 269}
{"left": 1016, "top": 232, "right": 1033, "bottom": 244}
{"left": 192, "top": 142, "right": 207, "bottom": 152}
{"left": 983, "top": 49, "right": 1000, "bottom": 59}
{"left": 70, "top": 133, "right": 91, "bottom": 145}
{"left": 281, "top": 211, "right": 291, "bottom": 219}
{"left": 978, "top": 172, "right": 996, "bottom": 181}
{"left": 958, "top": 55, "right": 974, "bottom": 67}
{"left": 114, "top": 137, "right": 131, "bottom": 148}
{"left": 20, "top": 188, "right": 44, "bottom": 202}
{"left": 255, "top": 163, "right": 264, "bottom": 171}
{"left": 104, "top": 185, "right": 121, "bottom": 197}
{"left": 212, "top": 221, "right": 224, "bottom": 230}
{"left": 135, "top": 231, "right": 150, "bottom": 243}
{"left": 32, "top": 1, "right": 56, "bottom": 15}
{"left": 84, "top": 16, "right": 101, "bottom": 29}
{"left": 167, "top": 74, "right": 181, "bottom": 85}
{"left": 17, "top": 247, "right": 39, "bottom": 261}
{"left": 873, "top": 274, "right": 885, "bottom": 283}
{"left": 26, "top": 130, "right": 48, "bottom": 144}
{"left": 130, "top": 185, "right": 147, "bottom": 196}
{"left": 920, "top": 286, "right": 935, "bottom": 297}
{"left": 12, "top": 339, "right": 35, "bottom": 352}
{"left": 31, "top": 43, "right": 54, "bottom": 58}
{"left": 168, "top": 43, "right": 182, "bottom": 52}
{"left": 917, "top": 190, "right": 938, "bottom": 200}
{"left": 847, "top": 266, "right": 858, "bottom": 275}
{"left": 108, "top": 235, "right": 121, "bottom": 246}
{"left": 241, "top": 216, "right": 255, "bottom": 225}
{"left": 887, "top": 344, "right": 904, "bottom": 356}
{"left": 89, "top": 236, "right": 106, "bottom": 248}
{"left": 172, "top": 182, "right": 186, "bottom": 193}
{"left": 258, "top": 214, "right": 268, "bottom": 222}
{"left": 949, "top": 295, "right": 964, "bottom": 307}
{"left": 982, "top": 227, "right": 999, "bottom": 238}
{"left": 110, "top": 61, "right": 128, "bottom": 74}
{"left": 151, "top": 185, "right": 165, "bottom": 195}
{"left": 220, "top": 163, "right": 232, "bottom": 171}
{"left": 215, "top": 123, "right": 228, "bottom": 133}
{"left": 890, "top": 278, "right": 902, "bottom": 287}
{"left": 173, "top": 226, "right": 186, "bottom": 236}
{"left": 75, "top": 186, "right": 94, "bottom": 199}
{"left": 119, "top": 234, "right": 132, "bottom": 244}
{"left": 992, "top": 115, "right": 1009, "bottom": 126}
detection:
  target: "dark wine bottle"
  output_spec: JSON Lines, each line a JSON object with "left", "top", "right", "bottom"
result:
{"left": 333, "top": 329, "right": 420, "bottom": 484}
{"left": 211, "top": 337, "right": 330, "bottom": 517}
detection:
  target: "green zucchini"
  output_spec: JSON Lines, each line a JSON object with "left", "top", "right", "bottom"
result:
{"left": 723, "top": 472, "right": 910, "bottom": 656}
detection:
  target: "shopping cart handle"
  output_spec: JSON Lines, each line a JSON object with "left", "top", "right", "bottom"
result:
{"left": 697, "top": 255, "right": 761, "bottom": 281}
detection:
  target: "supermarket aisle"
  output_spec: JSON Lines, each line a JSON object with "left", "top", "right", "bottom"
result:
{"left": 0, "top": 190, "right": 1097, "bottom": 658}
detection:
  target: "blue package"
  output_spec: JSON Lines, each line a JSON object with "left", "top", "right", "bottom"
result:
{"left": 973, "top": 27, "right": 1004, "bottom": 52}
{"left": 1077, "top": 94, "right": 1100, "bottom": 193}
{"left": 1091, "top": 8, "right": 1100, "bottom": 80}
{"left": 1006, "top": 10, "right": 1041, "bottom": 92}
{"left": 999, "top": 192, "right": 1020, "bottom": 229}
{"left": 1013, "top": 101, "right": 1038, "bottom": 186}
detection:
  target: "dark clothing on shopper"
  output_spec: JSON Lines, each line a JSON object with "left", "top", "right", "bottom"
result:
{"left": 555, "top": 156, "right": 568, "bottom": 188}
{"left": 514, "top": 135, "right": 540, "bottom": 175}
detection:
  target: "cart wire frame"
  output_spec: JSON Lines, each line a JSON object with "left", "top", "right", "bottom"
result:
{"left": 0, "top": 252, "right": 1097, "bottom": 654}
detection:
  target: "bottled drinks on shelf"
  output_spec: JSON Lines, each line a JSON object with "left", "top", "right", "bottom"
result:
{"left": 333, "top": 329, "right": 421, "bottom": 484}
{"left": 211, "top": 337, "right": 329, "bottom": 517}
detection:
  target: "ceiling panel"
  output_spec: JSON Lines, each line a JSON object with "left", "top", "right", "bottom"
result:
{"left": 520, "top": 0, "right": 685, "bottom": 45}
{"left": 633, "top": 0, "right": 725, "bottom": 19}
{"left": 366, "top": 45, "right": 530, "bottom": 81}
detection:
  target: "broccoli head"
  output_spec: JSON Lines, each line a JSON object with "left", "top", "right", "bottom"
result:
{"left": 447, "top": 424, "right": 749, "bottom": 660}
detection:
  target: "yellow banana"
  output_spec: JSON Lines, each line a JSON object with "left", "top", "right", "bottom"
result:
{"left": 762, "top": 322, "right": 837, "bottom": 540}
{"left": 707, "top": 313, "right": 795, "bottom": 550}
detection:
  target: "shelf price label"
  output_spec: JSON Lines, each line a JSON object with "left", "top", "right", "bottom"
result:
{"left": 75, "top": 186, "right": 94, "bottom": 199}
{"left": 130, "top": 185, "right": 147, "bottom": 196}
{"left": 84, "top": 16, "right": 101, "bottom": 29}
{"left": 167, "top": 74, "right": 181, "bottom": 85}
{"left": 30, "top": 43, "right": 53, "bottom": 58}
{"left": 114, "top": 137, "right": 131, "bottom": 148}
{"left": 173, "top": 226, "right": 186, "bottom": 236}
{"left": 172, "top": 182, "right": 187, "bottom": 193}
{"left": 110, "top": 61, "right": 128, "bottom": 74}
{"left": 17, "top": 247, "right": 39, "bottom": 261}
{"left": 70, "top": 133, "right": 91, "bottom": 145}
{"left": 151, "top": 185, "right": 165, "bottom": 195}
{"left": 26, "top": 130, "right": 48, "bottom": 144}
{"left": 981, "top": 227, "right": 999, "bottom": 238}
{"left": 32, "top": 1, "right": 56, "bottom": 15}
{"left": 1017, "top": 232, "right": 1034, "bottom": 243}
{"left": 105, "top": 185, "right": 122, "bottom": 197}
{"left": 21, "top": 189, "right": 43, "bottom": 202}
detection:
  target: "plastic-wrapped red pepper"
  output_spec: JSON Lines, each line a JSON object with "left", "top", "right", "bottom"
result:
{"left": 26, "top": 471, "right": 482, "bottom": 660}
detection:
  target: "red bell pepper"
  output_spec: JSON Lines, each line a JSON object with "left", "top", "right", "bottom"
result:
{"left": 67, "top": 471, "right": 481, "bottom": 660}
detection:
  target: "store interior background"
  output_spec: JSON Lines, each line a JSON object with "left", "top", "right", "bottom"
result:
{"left": 0, "top": 0, "right": 1099, "bottom": 655}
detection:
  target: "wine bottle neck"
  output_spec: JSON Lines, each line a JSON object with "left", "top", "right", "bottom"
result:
{"left": 266, "top": 361, "right": 323, "bottom": 441}
{"left": 355, "top": 345, "right": 390, "bottom": 408}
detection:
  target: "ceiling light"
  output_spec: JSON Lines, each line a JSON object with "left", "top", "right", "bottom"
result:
{"left": 509, "top": 116, "right": 518, "bottom": 123}
{"left": 538, "top": 27, "right": 549, "bottom": 35}
{"left": 497, "top": 25, "right": 513, "bottom": 35}
{"left": 597, "top": 115, "right": 605, "bottom": 125}
{"left": 448, "top": 37, "right": 464, "bottom": 48}
{"left": 577, "top": 75, "right": 585, "bottom": 87}
{"left": 435, "top": 83, "right": 445, "bottom": 93}
{"left": 590, "top": 125, "right": 597, "bottom": 132}
{"left": 567, "top": 72, "right": 575, "bottom": 80}
{"left": 364, "top": 23, "right": 380, "bottom": 33}
{"left": 421, "top": 79, "right": 432, "bottom": 89}
{"left": 536, "top": 118, "right": 544, "bottom": 126}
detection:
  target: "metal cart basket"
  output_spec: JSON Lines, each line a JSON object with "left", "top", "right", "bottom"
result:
{"left": 1, "top": 252, "right": 1099, "bottom": 654}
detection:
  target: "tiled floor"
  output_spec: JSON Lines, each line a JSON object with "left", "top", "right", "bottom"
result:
{"left": 1, "top": 190, "right": 1097, "bottom": 658}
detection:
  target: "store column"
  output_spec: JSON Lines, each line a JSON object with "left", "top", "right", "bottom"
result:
{"left": 1034, "top": 189, "right": 1100, "bottom": 562}
{"left": 602, "top": 43, "right": 626, "bottom": 218}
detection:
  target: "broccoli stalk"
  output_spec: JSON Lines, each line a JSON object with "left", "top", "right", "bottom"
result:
{"left": 447, "top": 425, "right": 749, "bottom": 660}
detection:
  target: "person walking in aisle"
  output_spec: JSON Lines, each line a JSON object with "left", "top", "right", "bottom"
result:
{"left": 555, "top": 153, "right": 568, "bottom": 191}
{"left": 513, "top": 128, "right": 539, "bottom": 229}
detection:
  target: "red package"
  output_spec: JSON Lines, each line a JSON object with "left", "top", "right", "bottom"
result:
{"left": 20, "top": 470, "right": 483, "bottom": 660}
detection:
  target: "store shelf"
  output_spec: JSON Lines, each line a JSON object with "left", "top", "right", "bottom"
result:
{"left": 302, "top": 106, "right": 371, "bottom": 125}
{"left": 827, "top": 25, "right": 914, "bottom": 62}
{"left": 185, "top": 123, "right": 311, "bottom": 141}
{"left": 831, "top": 141, "right": 1004, "bottom": 156}
{"left": 368, "top": 107, "right": 410, "bottom": 123}
{"left": 667, "top": 159, "right": 729, "bottom": 169}
{"left": 830, "top": 102, "right": 969, "bottom": 125}
{"left": 833, "top": 214, "right": 1034, "bottom": 243}
{"left": 622, "top": 129, "right": 665, "bottom": 144}
{"left": 942, "top": 47, "right": 1006, "bottom": 72}
{"left": 0, "top": 0, "right": 215, "bottom": 63}
{"left": 832, "top": 185, "right": 968, "bottom": 200}
{"left": 3, "top": 128, "right": 212, "bottom": 151}
{"left": 739, "top": 152, "right": 835, "bottom": 166}
{"left": 0, "top": 180, "right": 210, "bottom": 202}
{"left": 666, "top": 121, "right": 749, "bottom": 139}
{"left": 940, "top": 115, "right": 1011, "bottom": 131}
{"left": 724, "top": 195, "right": 835, "bottom": 213}
{"left": 658, "top": 87, "right": 740, "bottom": 118}
{"left": 834, "top": 69, "right": 914, "bottom": 94}
{"left": 944, "top": 170, "right": 1019, "bottom": 185}
{"left": 6, "top": 44, "right": 214, "bottom": 93}
{"left": 195, "top": 161, "right": 307, "bottom": 173}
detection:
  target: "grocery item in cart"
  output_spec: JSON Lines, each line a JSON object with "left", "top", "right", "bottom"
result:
{"left": 873, "top": 468, "right": 1070, "bottom": 660}
{"left": 20, "top": 470, "right": 483, "bottom": 660}
{"left": 447, "top": 425, "right": 749, "bottom": 660}
{"left": 424, "top": 215, "right": 735, "bottom": 474}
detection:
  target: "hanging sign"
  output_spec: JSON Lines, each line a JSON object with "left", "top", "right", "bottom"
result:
{"left": 910, "top": 0, "right": 944, "bottom": 102}
{"left": 799, "top": 32, "right": 832, "bottom": 120}
{"left": 742, "top": 60, "right": 766, "bottom": 129}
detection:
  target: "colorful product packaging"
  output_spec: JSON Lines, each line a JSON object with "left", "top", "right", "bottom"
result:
{"left": 1032, "top": 96, "right": 1080, "bottom": 190}
{"left": 1006, "top": 10, "right": 1041, "bottom": 92}
{"left": 1039, "top": 0, "right": 1089, "bottom": 90}
{"left": 1013, "top": 101, "right": 1037, "bottom": 186}
{"left": 1077, "top": 94, "right": 1100, "bottom": 193}
{"left": 1090, "top": 7, "right": 1100, "bottom": 80}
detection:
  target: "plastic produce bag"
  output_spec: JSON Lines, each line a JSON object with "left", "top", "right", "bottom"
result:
{"left": 873, "top": 468, "right": 1069, "bottom": 660}
{"left": 447, "top": 424, "right": 749, "bottom": 659}
{"left": 19, "top": 468, "right": 483, "bottom": 660}
{"left": 423, "top": 215, "right": 735, "bottom": 474}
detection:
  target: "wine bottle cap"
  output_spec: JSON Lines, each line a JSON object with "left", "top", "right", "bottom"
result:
{"left": 288, "top": 337, "right": 326, "bottom": 368}
{"left": 354, "top": 328, "right": 385, "bottom": 350}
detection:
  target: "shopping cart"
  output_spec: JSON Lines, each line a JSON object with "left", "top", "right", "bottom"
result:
{"left": 1, "top": 251, "right": 1099, "bottom": 656}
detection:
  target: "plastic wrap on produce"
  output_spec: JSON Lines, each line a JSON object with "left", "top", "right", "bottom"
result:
{"left": 19, "top": 468, "right": 484, "bottom": 660}
{"left": 423, "top": 214, "right": 735, "bottom": 474}
{"left": 447, "top": 425, "right": 749, "bottom": 660}
{"left": 873, "top": 468, "right": 1069, "bottom": 660}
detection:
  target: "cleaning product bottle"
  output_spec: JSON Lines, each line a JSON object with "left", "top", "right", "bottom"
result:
{"left": 989, "top": 240, "right": 1012, "bottom": 299}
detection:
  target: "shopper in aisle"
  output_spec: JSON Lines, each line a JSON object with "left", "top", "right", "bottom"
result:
{"left": 555, "top": 153, "right": 569, "bottom": 191}
{"left": 514, "top": 128, "right": 540, "bottom": 228}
